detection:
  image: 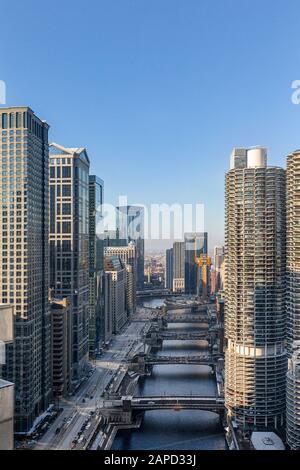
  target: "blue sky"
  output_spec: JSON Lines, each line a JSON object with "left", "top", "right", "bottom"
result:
{"left": 1, "top": 0, "right": 300, "bottom": 250}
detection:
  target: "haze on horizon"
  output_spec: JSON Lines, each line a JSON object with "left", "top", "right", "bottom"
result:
{"left": 1, "top": 0, "right": 300, "bottom": 251}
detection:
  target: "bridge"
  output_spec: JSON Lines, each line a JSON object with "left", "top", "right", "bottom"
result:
{"left": 137, "top": 289, "right": 181, "bottom": 299}
{"left": 101, "top": 395, "right": 224, "bottom": 416}
{"left": 153, "top": 314, "right": 210, "bottom": 324}
{"left": 135, "top": 355, "right": 216, "bottom": 366}
{"left": 145, "top": 330, "right": 211, "bottom": 343}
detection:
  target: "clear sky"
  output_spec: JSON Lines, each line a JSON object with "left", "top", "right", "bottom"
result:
{"left": 1, "top": 0, "right": 300, "bottom": 251}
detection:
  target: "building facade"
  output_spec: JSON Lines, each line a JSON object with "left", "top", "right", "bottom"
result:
{"left": 104, "top": 256, "right": 127, "bottom": 334}
{"left": 165, "top": 248, "right": 173, "bottom": 290}
{"left": 89, "top": 175, "right": 104, "bottom": 357}
{"left": 104, "top": 243, "right": 137, "bottom": 316}
{"left": 50, "top": 297, "right": 72, "bottom": 398}
{"left": 0, "top": 379, "right": 14, "bottom": 449}
{"left": 49, "top": 143, "right": 90, "bottom": 384}
{"left": 286, "top": 150, "right": 300, "bottom": 449}
{"left": 225, "top": 147, "right": 287, "bottom": 431}
{"left": 0, "top": 107, "right": 51, "bottom": 433}
{"left": 184, "top": 233, "right": 208, "bottom": 295}
{"left": 172, "top": 241, "right": 185, "bottom": 292}
{"left": 117, "top": 205, "right": 145, "bottom": 290}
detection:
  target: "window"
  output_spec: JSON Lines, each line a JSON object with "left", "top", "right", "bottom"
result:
{"left": 62, "top": 185, "right": 71, "bottom": 197}
{"left": 62, "top": 166, "right": 71, "bottom": 178}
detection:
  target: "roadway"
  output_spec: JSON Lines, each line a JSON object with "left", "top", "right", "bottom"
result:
{"left": 35, "top": 318, "right": 150, "bottom": 450}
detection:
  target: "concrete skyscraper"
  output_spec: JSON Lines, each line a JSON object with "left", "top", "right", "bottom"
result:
{"left": 225, "top": 147, "right": 287, "bottom": 431}
{"left": 104, "top": 256, "right": 127, "bottom": 334}
{"left": 0, "top": 107, "right": 51, "bottom": 432}
{"left": 173, "top": 241, "right": 185, "bottom": 292}
{"left": 89, "top": 175, "right": 104, "bottom": 357}
{"left": 104, "top": 242, "right": 137, "bottom": 316}
{"left": 286, "top": 150, "right": 300, "bottom": 449}
{"left": 49, "top": 143, "right": 90, "bottom": 384}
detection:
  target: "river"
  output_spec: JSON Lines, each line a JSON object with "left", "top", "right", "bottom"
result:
{"left": 111, "top": 298, "right": 226, "bottom": 450}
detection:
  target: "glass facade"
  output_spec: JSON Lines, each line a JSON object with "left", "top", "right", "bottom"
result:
{"left": 49, "top": 143, "right": 89, "bottom": 383}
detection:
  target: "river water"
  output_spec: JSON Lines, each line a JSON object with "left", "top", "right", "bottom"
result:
{"left": 112, "top": 298, "right": 226, "bottom": 450}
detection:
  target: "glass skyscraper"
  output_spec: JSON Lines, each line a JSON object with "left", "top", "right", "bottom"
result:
{"left": 89, "top": 175, "right": 104, "bottom": 357}
{"left": 49, "top": 143, "right": 90, "bottom": 384}
{"left": 117, "top": 205, "right": 145, "bottom": 290}
{"left": 184, "top": 232, "right": 208, "bottom": 295}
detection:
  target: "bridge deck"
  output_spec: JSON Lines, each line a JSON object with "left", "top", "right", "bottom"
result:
{"left": 101, "top": 396, "right": 224, "bottom": 412}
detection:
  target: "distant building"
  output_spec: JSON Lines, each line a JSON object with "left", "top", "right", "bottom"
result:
{"left": 117, "top": 205, "right": 145, "bottom": 290}
{"left": 165, "top": 248, "right": 173, "bottom": 290}
{"left": 49, "top": 143, "right": 90, "bottom": 384}
{"left": 104, "top": 243, "right": 137, "bottom": 316}
{"left": 50, "top": 297, "right": 72, "bottom": 398}
{"left": 89, "top": 175, "right": 105, "bottom": 356}
{"left": 214, "top": 246, "right": 225, "bottom": 291}
{"left": 104, "top": 256, "right": 127, "bottom": 334}
{"left": 0, "top": 379, "right": 14, "bottom": 450}
{"left": 184, "top": 233, "right": 208, "bottom": 295}
{"left": 172, "top": 242, "right": 185, "bottom": 292}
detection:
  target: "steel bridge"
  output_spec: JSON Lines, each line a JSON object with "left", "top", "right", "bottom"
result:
{"left": 145, "top": 331, "right": 211, "bottom": 341}
{"left": 135, "top": 355, "right": 217, "bottom": 366}
{"left": 155, "top": 314, "right": 210, "bottom": 324}
{"left": 101, "top": 395, "right": 224, "bottom": 413}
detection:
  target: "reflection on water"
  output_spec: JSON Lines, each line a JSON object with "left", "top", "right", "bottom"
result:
{"left": 112, "top": 300, "right": 226, "bottom": 450}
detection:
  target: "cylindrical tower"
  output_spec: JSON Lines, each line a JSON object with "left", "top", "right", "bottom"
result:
{"left": 225, "top": 147, "right": 287, "bottom": 431}
{"left": 286, "top": 150, "right": 300, "bottom": 449}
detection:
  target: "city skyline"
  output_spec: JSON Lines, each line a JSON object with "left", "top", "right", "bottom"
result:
{"left": 2, "top": 0, "right": 300, "bottom": 456}
{"left": 3, "top": 1, "right": 300, "bottom": 250}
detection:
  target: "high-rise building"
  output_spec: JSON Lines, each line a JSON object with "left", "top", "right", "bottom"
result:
{"left": 89, "top": 175, "right": 104, "bottom": 357}
{"left": 0, "top": 379, "right": 14, "bottom": 449}
{"left": 50, "top": 297, "right": 72, "bottom": 398}
{"left": 225, "top": 147, "right": 286, "bottom": 431}
{"left": 286, "top": 150, "right": 300, "bottom": 449}
{"left": 214, "top": 246, "right": 225, "bottom": 291}
{"left": 104, "top": 242, "right": 137, "bottom": 316}
{"left": 117, "top": 205, "right": 145, "bottom": 290}
{"left": 165, "top": 248, "right": 173, "bottom": 290}
{"left": 0, "top": 107, "right": 51, "bottom": 433}
{"left": 184, "top": 233, "right": 208, "bottom": 295}
{"left": 49, "top": 143, "right": 90, "bottom": 384}
{"left": 173, "top": 241, "right": 185, "bottom": 292}
{"left": 104, "top": 255, "right": 127, "bottom": 334}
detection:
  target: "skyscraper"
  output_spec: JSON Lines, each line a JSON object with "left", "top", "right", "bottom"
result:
{"left": 173, "top": 241, "right": 185, "bottom": 292}
{"left": 225, "top": 147, "right": 286, "bottom": 431}
{"left": 184, "top": 232, "right": 208, "bottom": 295}
{"left": 0, "top": 107, "right": 51, "bottom": 432}
{"left": 165, "top": 248, "right": 173, "bottom": 290}
{"left": 104, "top": 256, "right": 127, "bottom": 333}
{"left": 89, "top": 175, "right": 104, "bottom": 357}
{"left": 104, "top": 242, "right": 137, "bottom": 316}
{"left": 286, "top": 150, "right": 300, "bottom": 449}
{"left": 49, "top": 143, "right": 90, "bottom": 384}
{"left": 117, "top": 205, "right": 145, "bottom": 290}
{"left": 214, "top": 246, "right": 225, "bottom": 291}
